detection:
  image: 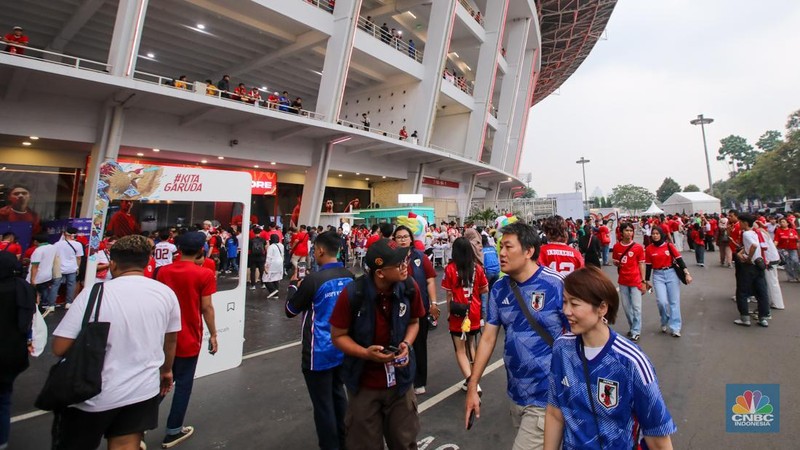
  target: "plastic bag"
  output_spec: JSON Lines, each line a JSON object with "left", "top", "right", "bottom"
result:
{"left": 31, "top": 308, "right": 48, "bottom": 357}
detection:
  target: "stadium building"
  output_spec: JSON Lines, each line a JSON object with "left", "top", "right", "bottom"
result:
{"left": 0, "top": 0, "right": 616, "bottom": 228}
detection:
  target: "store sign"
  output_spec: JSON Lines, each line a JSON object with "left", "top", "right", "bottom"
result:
{"left": 422, "top": 176, "right": 459, "bottom": 189}
{"left": 249, "top": 170, "right": 277, "bottom": 195}
{"left": 88, "top": 160, "right": 252, "bottom": 378}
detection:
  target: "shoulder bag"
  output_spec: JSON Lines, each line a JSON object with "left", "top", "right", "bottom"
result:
{"left": 449, "top": 270, "right": 475, "bottom": 318}
{"left": 509, "top": 279, "right": 554, "bottom": 347}
{"left": 664, "top": 244, "right": 687, "bottom": 285}
{"left": 35, "top": 283, "right": 110, "bottom": 411}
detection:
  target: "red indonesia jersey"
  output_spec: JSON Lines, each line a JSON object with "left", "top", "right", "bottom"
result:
{"left": 613, "top": 242, "right": 644, "bottom": 287}
{"left": 538, "top": 243, "right": 584, "bottom": 274}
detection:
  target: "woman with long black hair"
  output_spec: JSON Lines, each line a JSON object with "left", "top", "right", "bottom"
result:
{"left": 644, "top": 226, "right": 692, "bottom": 337}
{"left": 442, "top": 237, "right": 488, "bottom": 391}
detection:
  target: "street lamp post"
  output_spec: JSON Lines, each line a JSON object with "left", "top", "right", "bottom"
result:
{"left": 576, "top": 157, "right": 590, "bottom": 203}
{"left": 690, "top": 114, "right": 714, "bottom": 196}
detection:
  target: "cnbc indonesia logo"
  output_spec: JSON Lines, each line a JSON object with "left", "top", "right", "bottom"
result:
{"left": 726, "top": 385, "right": 779, "bottom": 433}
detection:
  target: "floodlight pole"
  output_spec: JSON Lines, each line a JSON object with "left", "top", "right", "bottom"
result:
{"left": 576, "top": 157, "right": 590, "bottom": 203}
{"left": 690, "top": 114, "right": 714, "bottom": 196}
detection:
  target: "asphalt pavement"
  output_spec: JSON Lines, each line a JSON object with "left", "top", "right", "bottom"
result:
{"left": 8, "top": 251, "right": 800, "bottom": 449}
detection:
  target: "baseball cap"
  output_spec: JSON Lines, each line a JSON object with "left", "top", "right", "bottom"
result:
{"left": 366, "top": 238, "right": 410, "bottom": 272}
{"left": 13, "top": 26, "right": 22, "bottom": 31}
{"left": 177, "top": 231, "right": 206, "bottom": 253}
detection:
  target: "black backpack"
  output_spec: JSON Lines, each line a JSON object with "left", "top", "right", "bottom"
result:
{"left": 250, "top": 237, "right": 266, "bottom": 255}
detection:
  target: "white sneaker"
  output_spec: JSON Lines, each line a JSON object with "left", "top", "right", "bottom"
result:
{"left": 65, "top": 303, "right": 71, "bottom": 310}
{"left": 414, "top": 386, "right": 426, "bottom": 395}
{"left": 661, "top": 326, "right": 668, "bottom": 333}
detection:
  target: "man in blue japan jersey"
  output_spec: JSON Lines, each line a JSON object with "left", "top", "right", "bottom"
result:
{"left": 286, "top": 231, "right": 355, "bottom": 450}
{"left": 545, "top": 267, "right": 675, "bottom": 450}
{"left": 465, "top": 222, "right": 569, "bottom": 450}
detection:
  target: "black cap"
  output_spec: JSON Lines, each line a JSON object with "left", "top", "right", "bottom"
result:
{"left": 177, "top": 231, "right": 206, "bottom": 253}
{"left": 65, "top": 227, "right": 79, "bottom": 235}
{"left": 366, "top": 238, "right": 409, "bottom": 272}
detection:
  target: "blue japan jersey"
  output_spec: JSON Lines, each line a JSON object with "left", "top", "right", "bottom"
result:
{"left": 487, "top": 266, "right": 568, "bottom": 407}
{"left": 547, "top": 330, "right": 677, "bottom": 450}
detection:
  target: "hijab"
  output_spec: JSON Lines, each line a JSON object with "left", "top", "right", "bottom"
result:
{"left": 0, "top": 251, "right": 36, "bottom": 333}
{"left": 650, "top": 226, "right": 668, "bottom": 246}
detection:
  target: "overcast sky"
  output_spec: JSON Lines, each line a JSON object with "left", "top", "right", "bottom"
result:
{"left": 521, "top": 0, "right": 800, "bottom": 198}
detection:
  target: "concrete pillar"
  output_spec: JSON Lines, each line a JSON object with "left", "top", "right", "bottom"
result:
{"left": 503, "top": 48, "right": 535, "bottom": 173}
{"left": 464, "top": 0, "right": 508, "bottom": 160}
{"left": 409, "top": 163, "right": 424, "bottom": 194}
{"left": 490, "top": 18, "right": 530, "bottom": 168}
{"left": 80, "top": 104, "right": 125, "bottom": 217}
{"left": 107, "top": 0, "right": 149, "bottom": 77}
{"left": 409, "top": 0, "right": 457, "bottom": 146}
{"left": 456, "top": 173, "right": 477, "bottom": 223}
{"left": 316, "top": 0, "right": 361, "bottom": 121}
{"left": 298, "top": 141, "right": 334, "bottom": 226}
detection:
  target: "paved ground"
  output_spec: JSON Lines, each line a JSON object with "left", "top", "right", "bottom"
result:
{"left": 9, "top": 251, "right": 800, "bottom": 449}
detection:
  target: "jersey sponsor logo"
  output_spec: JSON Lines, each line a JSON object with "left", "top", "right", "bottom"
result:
{"left": 414, "top": 258, "right": 421, "bottom": 267}
{"left": 598, "top": 377, "right": 619, "bottom": 409}
{"left": 531, "top": 291, "right": 545, "bottom": 311}
{"left": 399, "top": 303, "right": 407, "bottom": 317}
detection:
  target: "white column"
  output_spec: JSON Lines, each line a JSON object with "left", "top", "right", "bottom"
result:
{"left": 503, "top": 48, "right": 536, "bottom": 173}
{"left": 298, "top": 142, "right": 334, "bottom": 226}
{"left": 409, "top": 0, "right": 457, "bottom": 146}
{"left": 456, "top": 173, "right": 477, "bottom": 223}
{"left": 107, "top": 0, "right": 149, "bottom": 77}
{"left": 490, "top": 18, "right": 530, "bottom": 167}
{"left": 316, "top": 0, "right": 361, "bottom": 121}
{"left": 80, "top": 105, "right": 125, "bottom": 217}
{"left": 463, "top": 0, "right": 508, "bottom": 160}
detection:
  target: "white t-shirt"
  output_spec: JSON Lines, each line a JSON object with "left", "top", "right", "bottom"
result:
{"left": 153, "top": 241, "right": 178, "bottom": 267}
{"left": 742, "top": 230, "right": 760, "bottom": 262}
{"left": 56, "top": 239, "right": 84, "bottom": 274}
{"left": 26, "top": 243, "right": 58, "bottom": 284}
{"left": 54, "top": 276, "right": 181, "bottom": 412}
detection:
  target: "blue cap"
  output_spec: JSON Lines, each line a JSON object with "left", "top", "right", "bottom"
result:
{"left": 178, "top": 231, "right": 206, "bottom": 252}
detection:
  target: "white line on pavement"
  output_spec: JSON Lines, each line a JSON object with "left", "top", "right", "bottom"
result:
{"left": 10, "top": 409, "right": 48, "bottom": 424}
{"left": 242, "top": 340, "right": 301, "bottom": 360}
{"left": 418, "top": 358, "right": 505, "bottom": 414}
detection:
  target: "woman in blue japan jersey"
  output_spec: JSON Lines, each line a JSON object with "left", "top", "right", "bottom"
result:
{"left": 544, "top": 267, "right": 676, "bottom": 450}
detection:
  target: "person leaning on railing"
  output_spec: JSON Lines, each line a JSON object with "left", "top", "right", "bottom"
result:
{"left": 3, "top": 26, "right": 29, "bottom": 55}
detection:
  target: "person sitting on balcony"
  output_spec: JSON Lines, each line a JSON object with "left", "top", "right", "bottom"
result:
{"left": 233, "top": 83, "right": 248, "bottom": 102}
{"left": 410, "top": 130, "right": 419, "bottom": 145}
{"left": 217, "top": 75, "right": 231, "bottom": 98}
{"left": 399, "top": 126, "right": 408, "bottom": 140}
{"left": 279, "top": 91, "right": 291, "bottom": 112}
{"left": 267, "top": 91, "right": 280, "bottom": 109}
{"left": 205, "top": 79, "right": 218, "bottom": 97}
{"left": 380, "top": 23, "right": 390, "bottom": 44}
{"left": 474, "top": 11, "right": 482, "bottom": 24}
{"left": 3, "top": 26, "right": 28, "bottom": 55}
{"left": 291, "top": 97, "right": 303, "bottom": 114}
{"left": 361, "top": 113, "right": 370, "bottom": 131}
{"left": 174, "top": 75, "right": 188, "bottom": 90}
{"left": 249, "top": 87, "right": 262, "bottom": 105}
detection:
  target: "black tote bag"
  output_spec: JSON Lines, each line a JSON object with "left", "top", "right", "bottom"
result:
{"left": 35, "top": 283, "right": 110, "bottom": 411}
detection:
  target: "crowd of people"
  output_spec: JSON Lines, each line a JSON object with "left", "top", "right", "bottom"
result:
{"left": 2, "top": 206, "right": 797, "bottom": 449}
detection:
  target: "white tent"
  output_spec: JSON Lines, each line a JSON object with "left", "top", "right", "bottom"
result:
{"left": 643, "top": 202, "right": 664, "bottom": 215}
{"left": 661, "top": 192, "right": 721, "bottom": 215}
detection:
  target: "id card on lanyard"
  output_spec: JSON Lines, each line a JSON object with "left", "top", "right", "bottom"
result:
{"left": 384, "top": 362, "right": 396, "bottom": 387}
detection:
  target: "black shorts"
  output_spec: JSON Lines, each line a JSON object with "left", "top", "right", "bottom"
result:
{"left": 51, "top": 395, "right": 159, "bottom": 450}
{"left": 450, "top": 329, "right": 481, "bottom": 337}
{"left": 248, "top": 257, "right": 265, "bottom": 269}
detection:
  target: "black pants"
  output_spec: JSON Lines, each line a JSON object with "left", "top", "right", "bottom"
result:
{"left": 249, "top": 258, "right": 265, "bottom": 285}
{"left": 735, "top": 262, "right": 770, "bottom": 319}
{"left": 265, "top": 281, "right": 279, "bottom": 292}
{"left": 705, "top": 235, "right": 715, "bottom": 251}
{"left": 302, "top": 366, "right": 347, "bottom": 450}
{"left": 413, "top": 313, "right": 429, "bottom": 388}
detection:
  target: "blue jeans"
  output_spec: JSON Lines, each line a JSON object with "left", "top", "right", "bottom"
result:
{"left": 619, "top": 285, "right": 642, "bottom": 335}
{"left": 653, "top": 269, "right": 682, "bottom": 332}
{"left": 602, "top": 245, "right": 610, "bottom": 265}
{"left": 779, "top": 249, "right": 799, "bottom": 281}
{"left": 694, "top": 246, "right": 705, "bottom": 265}
{"left": 52, "top": 272, "right": 78, "bottom": 304}
{"left": 166, "top": 356, "right": 199, "bottom": 435}
{"left": 35, "top": 281, "right": 54, "bottom": 307}
{"left": 0, "top": 382, "right": 11, "bottom": 448}
{"left": 303, "top": 366, "right": 347, "bottom": 450}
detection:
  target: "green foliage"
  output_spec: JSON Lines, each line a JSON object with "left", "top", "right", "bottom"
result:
{"left": 756, "top": 130, "right": 782, "bottom": 152}
{"left": 656, "top": 177, "right": 681, "bottom": 203}
{"left": 683, "top": 184, "right": 701, "bottom": 192}
{"left": 716, "top": 135, "right": 757, "bottom": 171}
{"left": 467, "top": 208, "right": 497, "bottom": 225}
{"left": 520, "top": 187, "right": 537, "bottom": 198}
{"left": 608, "top": 184, "right": 655, "bottom": 212}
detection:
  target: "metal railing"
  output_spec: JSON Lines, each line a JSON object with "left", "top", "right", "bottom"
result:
{"left": 489, "top": 104, "right": 498, "bottom": 118}
{"left": 356, "top": 16, "right": 424, "bottom": 63}
{"left": 302, "top": 0, "right": 334, "bottom": 13}
{"left": 132, "top": 71, "right": 326, "bottom": 120}
{"left": 443, "top": 71, "right": 474, "bottom": 96}
{"left": 336, "top": 118, "right": 406, "bottom": 140}
{"left": 470, "top": 198, "right": 557, "bottom": 220}
{"left": 0, "top": 43, "right": 109, "bottom": 73}
{"left": 458, "top": 0, "right": 485, "bottom": 26}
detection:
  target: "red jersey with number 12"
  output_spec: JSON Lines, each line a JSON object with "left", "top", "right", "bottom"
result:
{"left": 538, "top": 243, "right": 584, "bottom": 274}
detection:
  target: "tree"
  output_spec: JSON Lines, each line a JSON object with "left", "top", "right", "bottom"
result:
{"left": 716, "top": 135, "right": 757, "bottom": 171}
{"left": 656, "top": 177, "right": 681, "bottom": 202}
{"left": 467, "top": 208, "right": 497, "bottom": 225}
{"left": 756, "top": 130, "right": 782, "bottom": 152}
{"left": 608, "top": 184, "right": 655, "bottom": 212}
{"left": 683, "top": 184, "right": 701, "bottom": 192}
{"left": 519, "top": 187, "right": 537, "bottom": 198}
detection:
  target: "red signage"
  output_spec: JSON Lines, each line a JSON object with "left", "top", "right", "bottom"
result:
{"left": 120, "top": 157, "right": 277, "bottom": 195}
{"left": 422, "top": 176, "right": 459, "bottom": 189}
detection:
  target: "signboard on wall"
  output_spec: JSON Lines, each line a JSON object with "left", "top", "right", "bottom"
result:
{"left": 87, "top": 160, "right": 251, "bottom": 378}
{"left": 422, "top": 176, "right": 459, "bottom": 189}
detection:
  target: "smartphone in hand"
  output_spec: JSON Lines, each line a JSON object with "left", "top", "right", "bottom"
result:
{"left": 208, "top": 339, "right": 214, "bottom": 355}
{"left": 467, "top": 410, "right": 476, "bottom": 430}
{"left": 381, "top": 345, "right": 400, "bottom": 355}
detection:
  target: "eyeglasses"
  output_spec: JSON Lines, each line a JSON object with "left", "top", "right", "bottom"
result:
{"left": 394, "top": 234, "right": 411, "bottom": 241}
